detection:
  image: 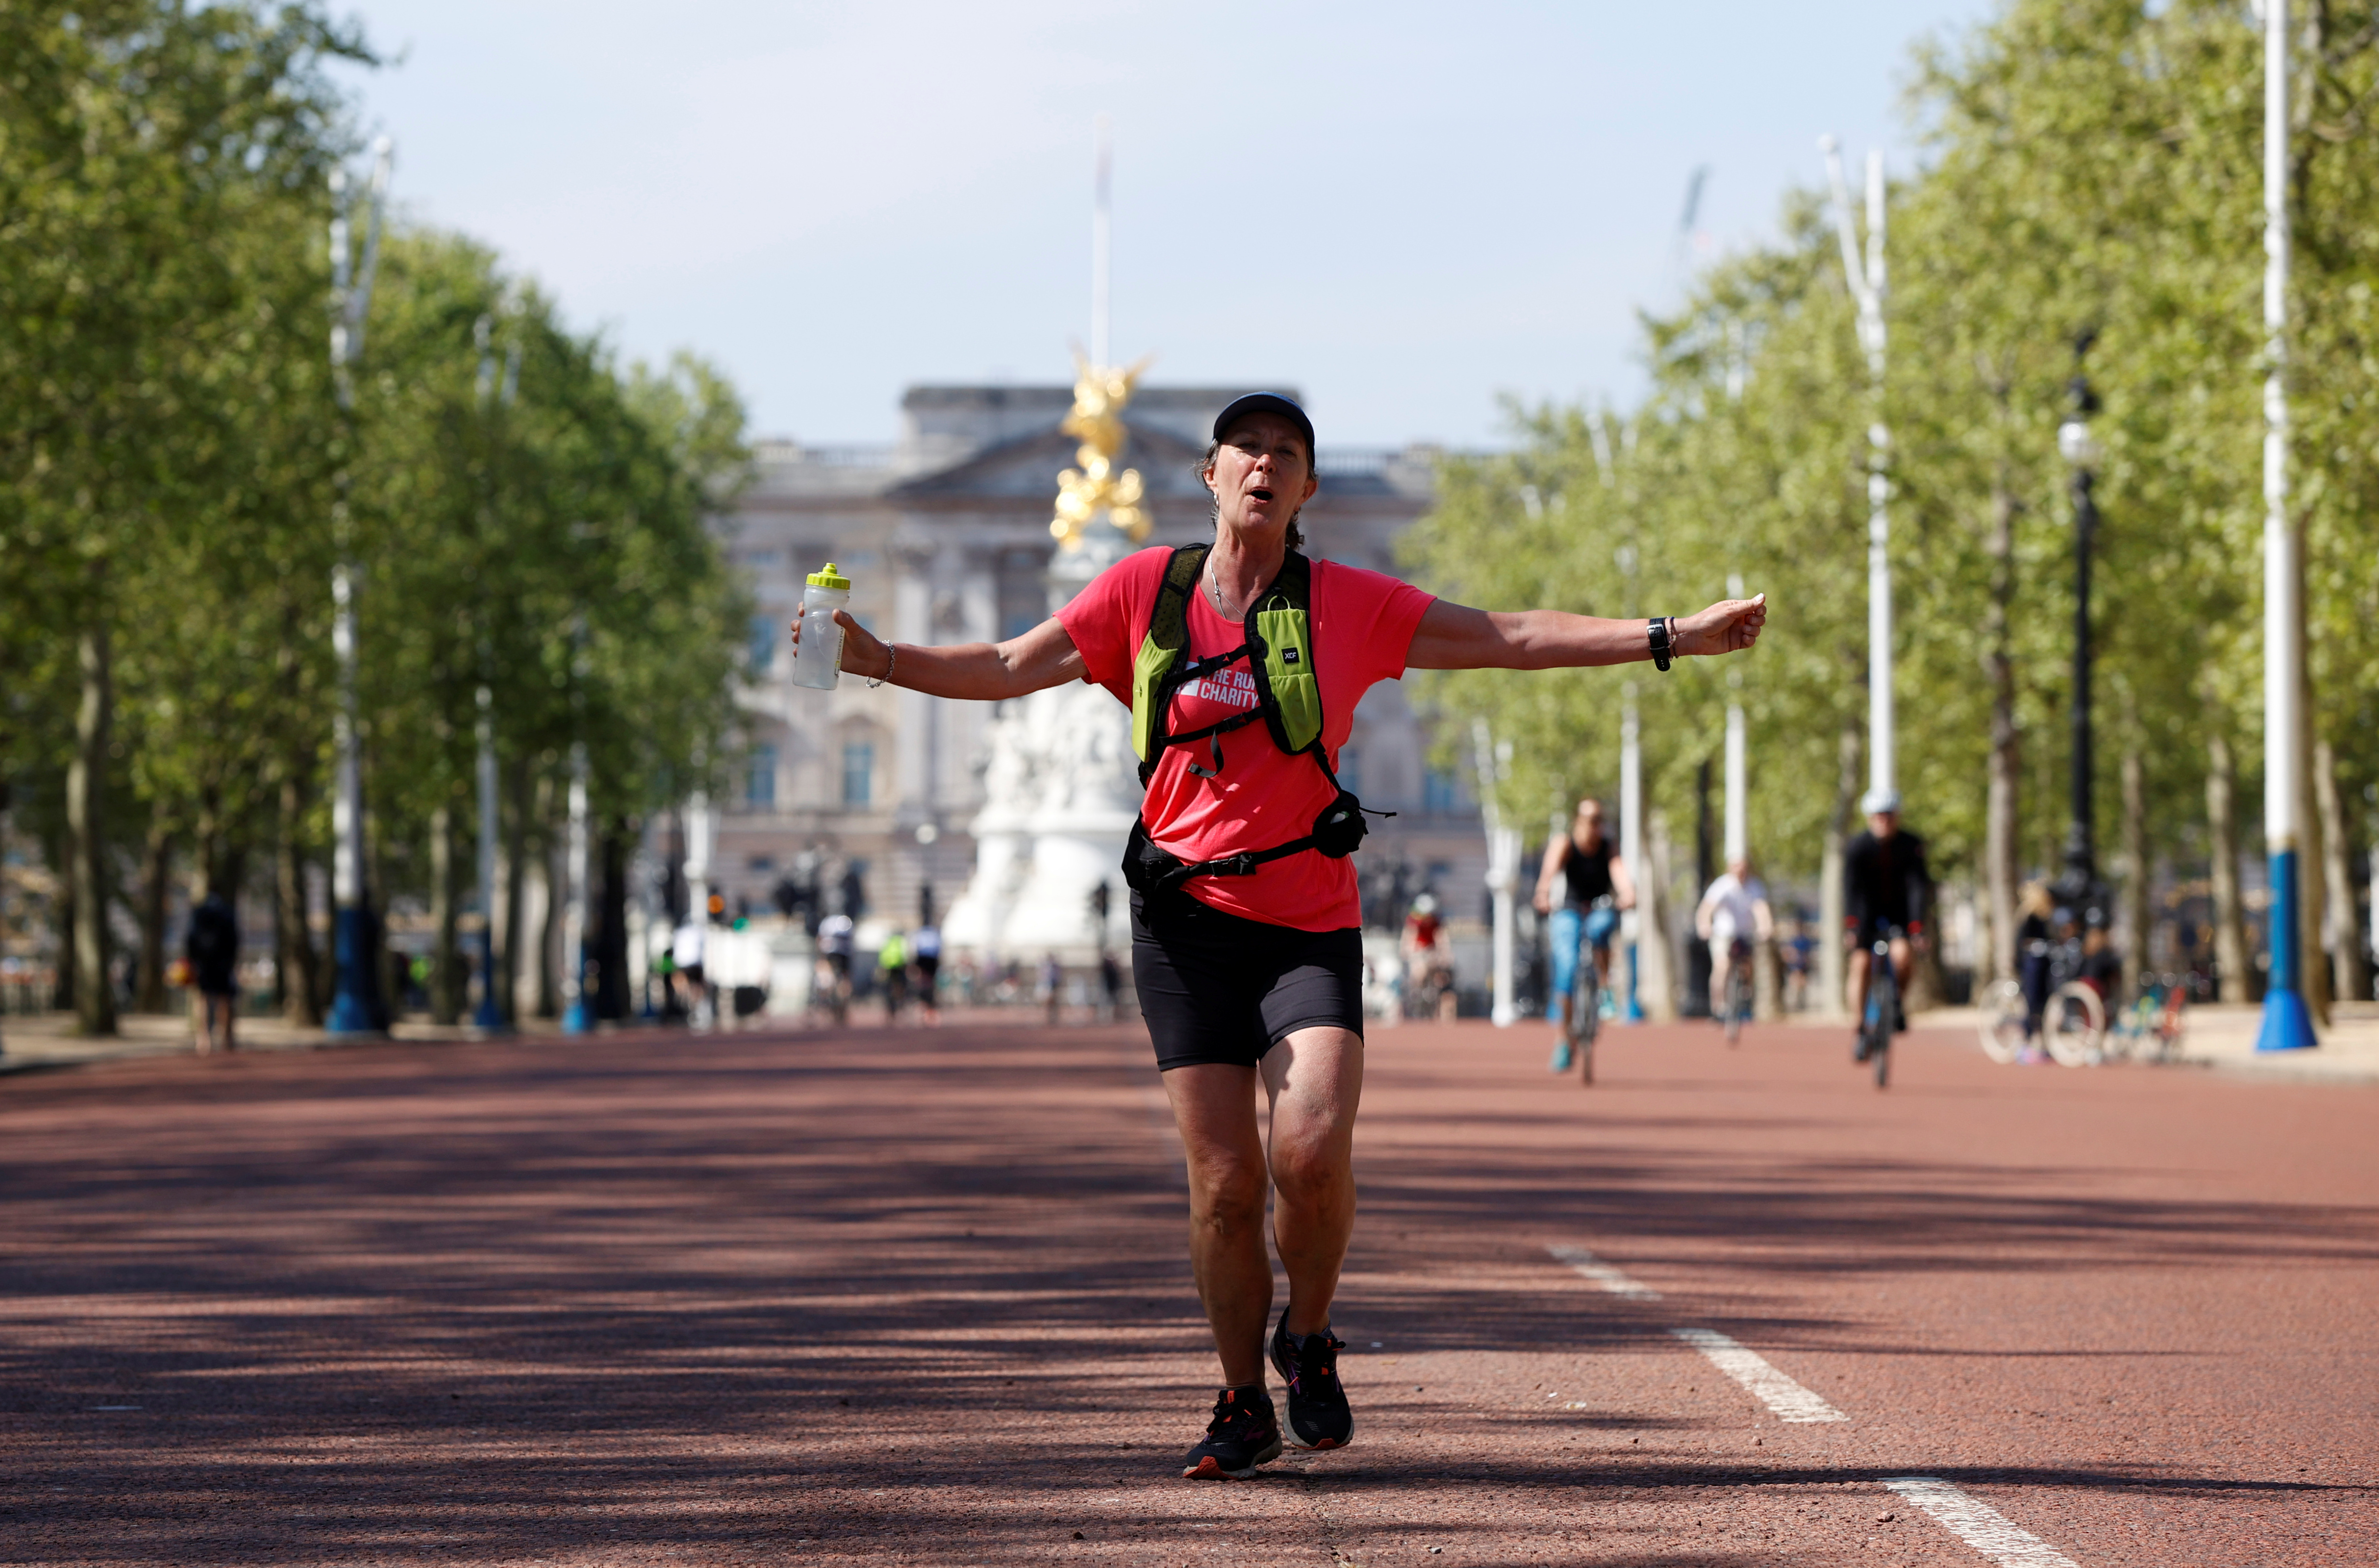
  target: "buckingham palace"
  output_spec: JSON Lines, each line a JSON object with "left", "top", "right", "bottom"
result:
{"left": 710, "top": 381, "right": 1489, "bottom": 949}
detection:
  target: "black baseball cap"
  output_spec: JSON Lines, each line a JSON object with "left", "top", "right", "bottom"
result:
{"left": 1212, "top": 392, "right": 1315, "bottom": 459}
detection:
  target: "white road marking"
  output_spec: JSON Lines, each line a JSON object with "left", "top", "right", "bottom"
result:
{"left": 1880, "top": 1477, "right": 2079, "bottom": 1568}
{"left": 1669, "top": 1327, "right": 1848, "bottom": 1423}
{"left": 1547, "top": 1244, "right": 1663, "bottom": 1300}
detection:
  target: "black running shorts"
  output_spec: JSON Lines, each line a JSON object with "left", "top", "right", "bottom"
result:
{"left": 1131, "top": 891, "right": 1365, "bottom": 1072}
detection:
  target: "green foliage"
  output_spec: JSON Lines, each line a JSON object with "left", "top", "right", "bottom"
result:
{"left": 0, "top": 2, "right": 750, "bottom": 953}
{"left": 1403, "top": 0, "right": 2379, "bottom": 894}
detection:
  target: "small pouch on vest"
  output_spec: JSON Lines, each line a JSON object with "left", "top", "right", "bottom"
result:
{"left": 1122, "top": 817, "right": 1186, "bottom": 897}
{"left": 1310, "top": 789, "right": 1370, "bottom": 859}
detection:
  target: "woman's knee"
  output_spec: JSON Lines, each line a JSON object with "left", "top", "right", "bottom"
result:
{"left": 1185, "top": 1152, "right": 1267, "bottom": 1230}
{"left": 1269, "top": 1139, "right": 1352, "bottom": 1209}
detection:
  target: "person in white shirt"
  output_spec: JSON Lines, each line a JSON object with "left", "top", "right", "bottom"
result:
{"left": 671, "top": 918, "right": 710, "bottom": 1027}
{"left": 1694, "top": 857, "right": 1774, "bottom": 1025}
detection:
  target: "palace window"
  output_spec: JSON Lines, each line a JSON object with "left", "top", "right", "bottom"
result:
{"left": 747, "top": 744, "right": 778, "bottom": 809}
{"left": 842, "top": 741, "right": 875, "bottom": 808}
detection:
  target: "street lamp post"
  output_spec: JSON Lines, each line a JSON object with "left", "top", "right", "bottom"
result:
{"left": 1821, "top": 138, "right": 1894, "bottom": 805}
{"left": 2256, "top": 0, "right": 2318, "bottom": 1051}
{"left": 472, "top": 312, "right": 519, "bottom": 1033}
{"left": 2054, "top": 342, "right": 2110, "bottom": 927}
{"left": 327, "top": 138, "right": 393, "bottom": 1037}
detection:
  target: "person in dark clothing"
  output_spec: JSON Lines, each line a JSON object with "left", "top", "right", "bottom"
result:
{"left": 2016, "top": 881, "right": 2055, "bottom": 1039}
{"left": 185, "top": 892, "right": 240, "bottom": 1055}
{"left": 1843, "top": 789, "right": 1931, "bottom": 1053}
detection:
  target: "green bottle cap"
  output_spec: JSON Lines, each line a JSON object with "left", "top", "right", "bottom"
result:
{"left": 806, "top": 562, "right": 851, "bottom": 590}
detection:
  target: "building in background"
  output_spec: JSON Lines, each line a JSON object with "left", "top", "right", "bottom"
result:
{"left": 715, "top": 383, "right": 1487, "bottom": 942}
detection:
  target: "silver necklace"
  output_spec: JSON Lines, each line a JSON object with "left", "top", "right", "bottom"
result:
{"left": 1205, "top": 566, "right": 1241, "bottom": 620}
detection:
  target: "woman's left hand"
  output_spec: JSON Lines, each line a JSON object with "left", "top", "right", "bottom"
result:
{"left": 1674, "top": 593, "right": 1766, "bottom": 657}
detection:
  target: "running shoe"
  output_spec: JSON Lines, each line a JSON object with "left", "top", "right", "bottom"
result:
{"left": 1181, "top": 1385, "right": 1281, "bottom": 1480}
{"left": 1549, "top": 1037, "right": 1574, "bottom": 1073}
{"left": 1269, "top": 1311, "right": 1353, "bottom": 1450}
{"left": 1598, "top": 988, "right": 1618, "bottom": 1021}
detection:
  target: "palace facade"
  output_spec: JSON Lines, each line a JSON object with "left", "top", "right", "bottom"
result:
{"left": 713, "top": 384, "right": 1487, "bottom": 940}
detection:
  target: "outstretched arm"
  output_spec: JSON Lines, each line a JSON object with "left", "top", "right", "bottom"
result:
{"left": 790, "top": 610, "right": 1087, "bottom": 701}
{"left": 1405, "top": 593, "right": 1766, "bottom": 671}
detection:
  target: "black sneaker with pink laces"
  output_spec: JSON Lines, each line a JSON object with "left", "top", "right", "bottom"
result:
{"left": 1180, "top": 1384, "right": 1282, "bottom": 1480}
{"left": 1269, "top": 1310, "right": 1353, "bottom": 1450}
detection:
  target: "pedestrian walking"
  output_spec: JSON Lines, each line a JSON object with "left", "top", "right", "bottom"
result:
{"left": 911, "top": 923, "right": 942, "bottom": 1024}
{"left": 790, "top": 390, "right": 1765, "bottom": 1480}
{"left": 185, "top": 892, "right": 240, "bottom": 1055}
{"left": 1038, "top": 951, "right": 1064, "bottom": 1027}
{"left": 670, "top": 916, "right": 709, "bottom": 1029}
{"left": 1099, "top": 950, "right": 1124, "bottom": 1023}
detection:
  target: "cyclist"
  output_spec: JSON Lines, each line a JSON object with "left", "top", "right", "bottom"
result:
{"left": 1532, "top": 797, "right": 1635, "bottom": 1071}
{"left": 1843, "top": 788, "right": 1932, "bottom": 1060}
{"left": 1400, "top": 893, "right": 1456, "bottom": 1020}
{"left": 1694, "top": 854, "right": 1772, "bottom": 1029}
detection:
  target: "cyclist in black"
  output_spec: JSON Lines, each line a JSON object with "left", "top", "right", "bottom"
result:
{"left": 1843, "top": 788, "right": 1931, "bottom": 1058}
{"left": 1532, "top": 797, "right": 1636, "bottom": 1071}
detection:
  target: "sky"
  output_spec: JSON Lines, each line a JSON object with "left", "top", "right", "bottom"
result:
{"left": 328, "top": 0, "right": 1992, "bottom": 448}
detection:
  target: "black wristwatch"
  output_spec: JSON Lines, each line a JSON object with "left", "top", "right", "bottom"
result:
{"left": 1649, "top": 615, "right": 1675, "bottom": 672}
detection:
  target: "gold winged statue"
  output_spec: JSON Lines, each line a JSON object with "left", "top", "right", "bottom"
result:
{"left": 1050, "top": 351, "right": 1155, "bottom": 549}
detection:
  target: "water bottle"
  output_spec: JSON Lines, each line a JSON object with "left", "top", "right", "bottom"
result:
{"left": 791, "top": 563, "right": 851, "bottom": 690}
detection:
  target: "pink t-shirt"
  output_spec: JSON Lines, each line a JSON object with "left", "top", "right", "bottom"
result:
{"left": 1056, "top": 546, "right": 1436, "bottom": 931}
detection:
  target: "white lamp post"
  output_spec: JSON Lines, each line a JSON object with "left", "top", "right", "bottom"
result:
{"left": 326, "top": 137, "right": 393, "bottom": 1036}
{"left": 1820, "top": 138, "right": 1894, "bottom": 804}
{"left": 2256, "top": 0, "right": 2317, "bottom": 1051}
{"left": 1473, "top": 720, "right": 1520, "bottom": 1027}
{"left": 472, "top": 311, "right": 519, "bottom": 1032}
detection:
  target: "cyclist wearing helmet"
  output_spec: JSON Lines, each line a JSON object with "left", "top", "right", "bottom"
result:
{"left": 1844, "top": 788, "right": 1931, "bottom": 1056}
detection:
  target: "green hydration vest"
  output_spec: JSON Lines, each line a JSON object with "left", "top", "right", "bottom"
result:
{"left": 1121, "top": 543, "right": 1383, "bottom": 900}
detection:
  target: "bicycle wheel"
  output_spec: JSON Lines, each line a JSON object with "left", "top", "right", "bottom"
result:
{"left": 2042, "top": 982, "right": 2106, "bottom": 1066}
{"left": 1576, "top": 967, "right": 1599, "bottom": 1084}
{"left": 1977, "top": 978, "right": 2028, "bottom": 1064}
{"left": 1869, "top": 964, "right": 1895, "bottom": 1089}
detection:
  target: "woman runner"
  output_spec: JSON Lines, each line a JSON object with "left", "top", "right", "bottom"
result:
{"left": 791, "top": 392, "right": 1765, "bottom": 1479}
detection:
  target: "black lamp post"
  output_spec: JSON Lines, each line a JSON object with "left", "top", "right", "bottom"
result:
{"left": 2054, "top": 335, "right": 2110, "bottom": 926}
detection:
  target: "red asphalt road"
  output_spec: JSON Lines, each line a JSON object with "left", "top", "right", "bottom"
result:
{"left": 1, "top": 1014, "right": 2373, "bottom": 1566}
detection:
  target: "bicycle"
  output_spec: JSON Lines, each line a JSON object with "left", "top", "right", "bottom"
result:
{"left": 1855, "top": 932, "right": 1899, "bottom": 1089}
{"left": 1977, "top": 976, "right": 2029, "bottom": 1064}
{"left": 1717, "top": 936, "right": 1753, "bottom": 1045}
{"left": 2107, "top": 975, "right": 2189, "bottom": 1064}
{"left": 1557, "top": 894, "right": 1616, "bottom": 1085}
{"left": 2040, "top": 979, "right": 2107, "bottom": 1066}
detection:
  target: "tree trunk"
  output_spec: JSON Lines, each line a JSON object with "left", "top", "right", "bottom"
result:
{"left": 136, "top": 825, "right": 172, "bottom": 1013}
{"left": 534, "top": 773, "right": 559, "bottom": 1018}
{"left": 2296, "top": 695, "right": 2330, "bottom": 1026}
{"left": 2315, "top": 737, "right": 2368, "bottom": 1004}
{"left": 52, "top": 832, "right": 75, "bottom": 1012}
{"left": 596, "top": 820, "right": 630, "bottom": 1021}
{"left": 1816, "top": 715, "right": 1860, "bottom": 1018}
{"left": 430, "top": 800, "right": 462, "bottom": 1026}
{"left": 2119, "top": 747, "right": 2149, "bottom": 1002}
{"left": 1637, "top": 810, "right": 1678, "bottom": 1021}
{"left": 1982, "top": 469, "right": 2021, "bottom": 983}
{"left": 277, "top": 776, "right": 322, "bottom": 1026}
{"left": 2207, "top": 733, "right": 2254, "bottom": 1003}
{"left": 68, "top": 624, "right": 116, "bottom": 1037}
{"left": 502, "top": 758, "right": 530, "bottom": 1027}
